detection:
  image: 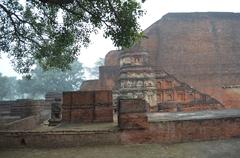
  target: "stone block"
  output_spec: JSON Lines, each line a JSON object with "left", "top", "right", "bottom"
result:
{"left": 119, "top": 99, "right": 147, "bottom": 114}
{"left": 118, "top": 113, "right": 149, "bottom": 130}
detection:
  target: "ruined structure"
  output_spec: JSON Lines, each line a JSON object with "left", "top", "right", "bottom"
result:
{"left": 62, "top": 90, "right": 113, "bottom": 123}
{"left": 0, "top": 99, "right": 51, "bottom": 130}
{"left": 1, "top": 12, "right": 240, "bottom": 148}
{"left": 155, "top": 69, "right": 223, "bottom": 112}
{"left": 46, "top": 92, "right": 63, "bottom": 126}
{"left": 119, "top": 51, "right": 157, "bottom": 111}
{"left": 81, "top": 12, "right": 240, "bottom": 110}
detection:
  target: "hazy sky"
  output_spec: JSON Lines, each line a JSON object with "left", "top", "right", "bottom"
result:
{"left": 0, "top": 0, "right": 239, "bottom": 77}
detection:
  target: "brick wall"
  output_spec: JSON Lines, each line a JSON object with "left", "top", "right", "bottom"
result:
{"left": 62, "top": 90, "right": 113, "bottom": 123}
{"left": 0, "top": 131, "right": 120, "bottom": 148}
{"left": 118, "top": 99, "right": 149, "bottom": 130}
{"left": 1, "top": 111, "right": 240, "bottom": 147}
{"left": 1, "top": 110, "right": 50, "bottom": 130}
{"left": 120, "top": 116, "right": 240, "bottom": 144}
{"left": 0, "top": 99, "right": 50, "bottom": 118}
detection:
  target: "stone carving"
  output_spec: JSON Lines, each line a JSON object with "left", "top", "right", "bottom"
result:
{"left": 119, "top": 51, "right": 158, "bottom": 111}
{"left": 136, "top": 81, "right": 144, "bottom": 88}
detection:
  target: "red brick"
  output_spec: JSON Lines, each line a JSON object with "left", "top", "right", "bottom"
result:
{"left": 63, "top": 92, "right": 72, "bottom": 105}
{"left": 119, "top": 99, "right": 146, "bottom": 114}
{"left": 95, "top": 90, "right": 112, "bottom": 104}
{"left": 70, "top": 108, "right": 94, "bottom": 123}
{"left": 94, "top": 106, "right": 113, "bottom": 122}
{"left": 118, "top": 113, "right": 149, "bottom": 130}
{"left": 72, "top": 91, "right": 94, "bottom": 105}
{"left": 62, "top": 109, "right": 71, "bottom": 122}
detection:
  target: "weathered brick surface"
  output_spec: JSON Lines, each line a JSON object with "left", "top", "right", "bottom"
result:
{"left": 62, "top": 92, "right": 72, "bottom": 105}
{"left": 62, "top": 91, "right": 113, "bottom": 123}
{"left": 119, "top": 99, "right": 147, "bottom": 114}
{"left": 0, "top": 131, "right": 121, "bottom": 148}
{"left": 72, "top": 91, "right": 94, "bottom": 105}
{"left": 120, "top": 117, "right": 240, "bottom": 144}
{"left": 80, "top": 12, "right": 240, "bottom": 109}
{"left": 95, "top": 90, "right": 112, "bottom": 104}
{"left": 118, "top": 99, "right": 149, "bottom": 130}
{"left": 0, "top": 99, "right": 49, "bottom": 119}
{"left": 1, "top": 114, "right": 240, "bottom": 147}
{"left": 158, "top": 103, "right": 223, "bottom": 112}
{"left": 71, "top": 107, "right": 94, "bottom": 123}
{"left": 94, "top": 106, "right": 113, "bottom": 122}
{"left": 62, "top": 108, "right": 71, "bottom": 122}
{"left": 118, "top": 113, "right": 149, "bottom": 130}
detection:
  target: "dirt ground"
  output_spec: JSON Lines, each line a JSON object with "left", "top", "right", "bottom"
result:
{"left": 0, "top": 138, "right": 240, "bottom": 158}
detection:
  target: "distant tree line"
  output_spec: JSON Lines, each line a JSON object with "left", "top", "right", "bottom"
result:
{"left": 0, "top": 57, "right": 106, "bottom": 100}
{"left": 0, "top": 60, "right": 85, "bottom": 100}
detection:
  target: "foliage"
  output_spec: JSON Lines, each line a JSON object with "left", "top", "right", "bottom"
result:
{"left": 17, "top": 60, "right": 85, "bottom": 98}
{"left": 0, "top": 73, "right": 9, "bottom": 100}
{"left": 0, "top": 60, "right": 85, "bottom": 100}
{"left": 88, "top": 57, "right": 104, "bottom": 79}
{"left": 0, "top": 0, "right": 144, "bottom": 75}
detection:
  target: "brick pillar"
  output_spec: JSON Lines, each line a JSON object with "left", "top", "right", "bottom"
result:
{"left": 118, "top": 99, "right": 149, "bottom": 130}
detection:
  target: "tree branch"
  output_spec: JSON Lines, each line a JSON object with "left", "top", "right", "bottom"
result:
{"left": 0, "top": 3, "right": 42, "bottom": 47}
{"left": 39, "top": 0, "right": 74, "bottom": 5}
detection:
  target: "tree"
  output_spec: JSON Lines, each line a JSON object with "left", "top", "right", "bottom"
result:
{"left": 0, "top": 0, "right": 144, "bottom": 75}
{"left": 0, "top": 74, "right": 19, "bottom": 100}
{"left": 17, "top": 60, "right": 85, "bottom": 99}
{"left": 88, "top": 57, "right": 104, "bottom": 79}
{"left": 0, "top": 73, "right": 9, "bottom": 100}
{"left": 5, "top": 76, "right": 18, "bottom": 100}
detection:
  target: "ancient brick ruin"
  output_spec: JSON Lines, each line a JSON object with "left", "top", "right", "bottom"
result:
{"left": 62, "top": 90, "right": 113, "bottom": 123}
{"left": 1, "top": 12, "right": 240, "bottom": 148}
{"left": 119, "top": 51, "right": 157, "bottom": 111}
{"left": 0, "top": 99, "right": 51, "bottom": 130}
{"left": 155, "top": 69, "right": 223, "bottom": 112}
{"left": 81, "top": 12, "right": 240, "bottom": 110}
{"left": 81, "top": 50, "right": 223, "bottom": 113}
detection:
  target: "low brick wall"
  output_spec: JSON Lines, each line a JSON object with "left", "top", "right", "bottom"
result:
{"left": 0, "top": 99, "right": 50, "bottom": 119}
{"left": 159, "top": 103, "right": 222, "bottom": 112}
{"left": 1, "top": 110, "right": 50, "bottom": 130}
{"left": 120, "top": 114, "right": 240, "bottom": 144}
{"left": 0, "top": 110, "right": 240, "bottom": 147}
{"left": 0, "top": 131, "right": 120, "bottom": 148}
{"left": 118, "top": 99, "right": 149, "bottom": 130}
{"left": 118, "top": 99, "right": 240, "bottom": 144}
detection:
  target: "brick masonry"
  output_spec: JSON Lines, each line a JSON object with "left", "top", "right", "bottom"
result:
{"left": 120, "top": 116, "right": 240, "bottom": 144}
{"left": 80, "top": 12, "right": 240, "bottom": 109}
{"left": 0, "top": 99, "right": 50, "bottom": 119}
{"left": 1, "top": 110, "right": 240, "bottom": 147}
{"left": 62, "top": 90, "right": 113, "bottom": 123}
{"left": 118, "top": 99, "right": 149, "bottom": 130}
